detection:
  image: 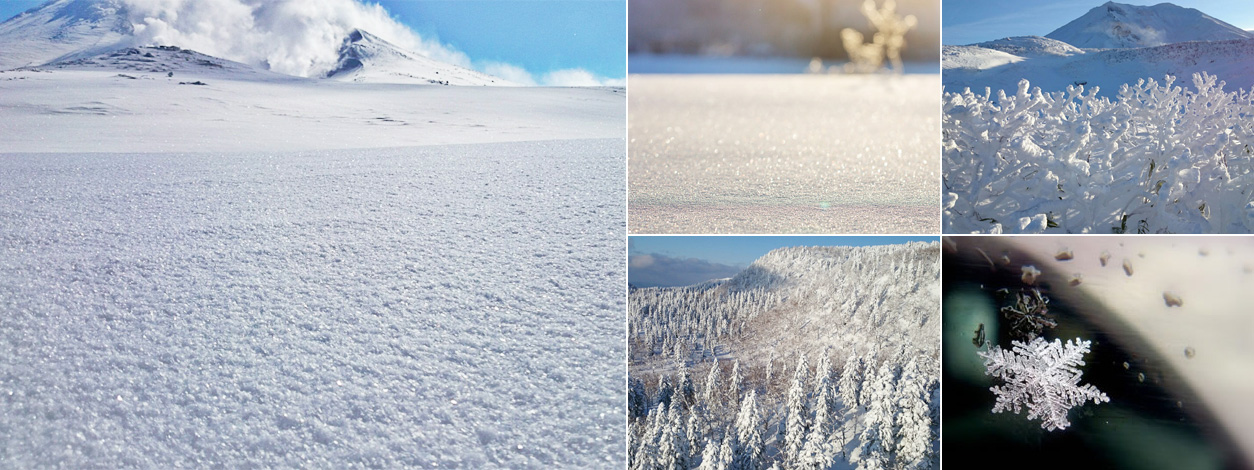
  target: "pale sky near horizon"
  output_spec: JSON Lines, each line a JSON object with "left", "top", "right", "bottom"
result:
{"left": 943, "top": 0, "right": 1254, "bottom": 45}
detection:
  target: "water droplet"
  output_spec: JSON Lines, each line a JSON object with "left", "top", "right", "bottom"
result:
{"left": 1100, "top": 250, "right": 1111, "bottom": 267}
{"left": 1122, "top": 362, "right": 1129, "bottom": 370}
{"left": 1185, "top": 347, "right": 1196, "bottom": 359}
{"left": 1055, "top": 249, "right": 1074, "bottom": 261}
{"left": 1137, "top": 373, "right": 1145, "bottom": 382}
{"left": 1123, "top": 259, "right": 1134, "bottom": 277}
{"left": 1163, "top": 292, "right": 1183, "bottom": 307}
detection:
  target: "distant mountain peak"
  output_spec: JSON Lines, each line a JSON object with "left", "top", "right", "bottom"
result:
{"left": 322, "top": 28, "right": 509, "bottom": 86}
{"left": 1046, "top": 2, "right": 1252, "bottom": 49}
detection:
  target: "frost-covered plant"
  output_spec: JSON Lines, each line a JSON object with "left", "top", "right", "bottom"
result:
{"left": 842, "top": 0, "right": 917, "bottom": 74}
{"left": 979, "top": 337, "right": 1110, "bottom": 431}
{"left": 944, "top": 73, "right": 1254, "bottom": 233}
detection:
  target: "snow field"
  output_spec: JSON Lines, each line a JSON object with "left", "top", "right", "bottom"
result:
{"left": 628, "top": 74, "right": 939, "bottom": 234}
{"left": 0, "top": 139, "right": 625, "bottom": 468}
{"left": 0, "top": 69, "right": 626, "bottom": 153}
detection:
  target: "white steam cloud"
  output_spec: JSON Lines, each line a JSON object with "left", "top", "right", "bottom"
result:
{"left": 114, "top": 0, "right": 619, "bottom": 85}
{"left": 121, "top": 0, "right": 465, "bottom": 77}
{"left": 483, "top": 62, "right": 626, "bottom": 87}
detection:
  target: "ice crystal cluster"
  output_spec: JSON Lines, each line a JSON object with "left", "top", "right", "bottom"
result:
{"left": 944, "top": 73, "right": 1254, "bottom": 234}
{"left": 979, "top": 337, "right": 1110, "bottom": 431}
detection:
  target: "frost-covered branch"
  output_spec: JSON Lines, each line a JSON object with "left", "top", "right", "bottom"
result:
{"left": 944, "top": 73, "right": 1254, "bottom": 233}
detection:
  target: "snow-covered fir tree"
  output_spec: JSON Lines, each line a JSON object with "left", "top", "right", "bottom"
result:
{"left": 697, "top": 437, "right": 722, "bottom": 470}
{"left": 854, "top": 363, "right": 898, "bottom": 470}
{"left": 797, "top": 381, "right": 835, "bottom": 470}
{"left": 892, "top": 359, "right": 932, "bottom": 470}
{"left": 782, "top": 354, "right": 812, "bottom": 469}
{"left": 733, "top": 390, "right": 765, "bottom": 470}
{"left": 728, "top": 360, "right": 745, "bottom": 407}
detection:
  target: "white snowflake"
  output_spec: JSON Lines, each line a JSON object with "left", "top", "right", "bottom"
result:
{"left": 979, "top": 337, "right": 1110, "bottom": 431}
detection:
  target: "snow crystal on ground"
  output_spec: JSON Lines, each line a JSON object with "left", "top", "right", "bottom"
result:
{"left": 0, "top": 139, "right": 625, "bottom": 468}
{"left": 628, "top": 74, "right": 938, "bottom": 234}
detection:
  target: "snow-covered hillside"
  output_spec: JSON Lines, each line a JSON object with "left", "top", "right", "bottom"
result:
{"left": 631, "top": 243, "right": 940, "bottom": 372}
{"left": 1045, "top": 2, "right": 1252, "bottom": 49}
{"left": 629, "top": 242, "right": 940, "bottom": 469}
{"left": 944, "top": 36, "right": 1254, "bottom": 97}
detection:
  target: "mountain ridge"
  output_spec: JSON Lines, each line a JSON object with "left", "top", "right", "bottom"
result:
{"left": 1046, "top": 1, "right": 1253, "bottom": 49}
{"left": 0, "top": 0, "right": 506, "bottom": 85}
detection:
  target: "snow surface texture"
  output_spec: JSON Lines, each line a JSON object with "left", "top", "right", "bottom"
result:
{"left": 980, "top": 337, "right": 1110, "bottom": 431}
{"left": 628, "top": 74, "right": 938, "bottom": 234}
{"left": 0, "top": 139, "right": 626, "bottom": 468}
{"left": 943, "top": 73, "right": 1254, "bottom": 234}
{"left": 1045, "top": 2, "right": 1252, "bottom": 49}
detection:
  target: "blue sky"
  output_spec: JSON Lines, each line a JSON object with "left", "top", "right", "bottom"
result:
{"left": 944, "top": 0, "right": 1254, "bottom": 45}
{"left": 629, "top": 236, "right": 936, "bottom": 287}
{"left": 0, "top": 0, "right": 625, "bottom": 81}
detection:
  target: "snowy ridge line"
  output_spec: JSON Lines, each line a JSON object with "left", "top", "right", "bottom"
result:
{"left": 944, "top": 72, "right": 1254, "bottom": 234}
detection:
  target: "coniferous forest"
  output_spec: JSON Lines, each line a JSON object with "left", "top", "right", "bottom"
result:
{"left": 629, "top": 242, "right": 941, "bottom": 470}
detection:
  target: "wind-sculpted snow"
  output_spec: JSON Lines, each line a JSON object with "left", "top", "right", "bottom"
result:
{"left": 0, "top": 139, "right": 625, "bottom": 468}
{"left": 944, "top": 72, "right": 1254, "bottom": 234}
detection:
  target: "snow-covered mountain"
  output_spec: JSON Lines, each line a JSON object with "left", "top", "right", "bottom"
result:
{"left": 944, "top": 2, "right": 1254, "bottom": 95}
{"left": 1046, "top": 2, "right": 1252, "bottom": 49}
{"left": 0, "top": 0, "right": 132, "bottom": 71}
{"left": 0, "top": 0, "right": 506, "bottom": 85}
{"left": 41, "top": 45, "right": 285, "bottom": 79}
{"left": 323, "top": 29, "right": 509, "bottom": 86}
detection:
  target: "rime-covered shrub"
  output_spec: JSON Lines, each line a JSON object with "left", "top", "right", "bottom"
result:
{"left": 944, "top": 72, "right": 1254, "bottom": 234}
